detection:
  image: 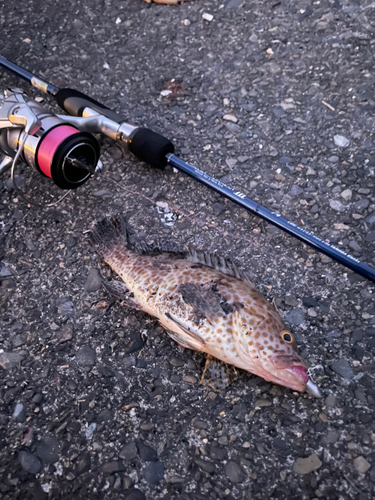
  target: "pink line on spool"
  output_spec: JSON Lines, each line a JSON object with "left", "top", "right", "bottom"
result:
{"left": 37, "top": 125, "right": 79, "bottom": 178}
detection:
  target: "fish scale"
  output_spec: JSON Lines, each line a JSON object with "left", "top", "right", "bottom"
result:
{"left": 89, "top": 216, "right": 321, "bottom": 397}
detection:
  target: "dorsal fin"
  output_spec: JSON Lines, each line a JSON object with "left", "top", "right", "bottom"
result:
{"left": 186, "top": 249, "right": 255, "bottom": 287}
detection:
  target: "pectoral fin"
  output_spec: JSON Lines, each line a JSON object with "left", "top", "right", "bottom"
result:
{"left": 163, "top": 312, "right": 206, "bottom": 351}
{"left": 200, "top": 354, "right": 239, "bottom": 390}
{"left": 103, "top": 280, "right": 143, "bottom": 311}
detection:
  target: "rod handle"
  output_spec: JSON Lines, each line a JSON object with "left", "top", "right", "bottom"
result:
{"left": 55, "top": 88, "right": 126, "bottom": 123}
{"left": 128, "top": 128, "right": 174, "bottom": 169}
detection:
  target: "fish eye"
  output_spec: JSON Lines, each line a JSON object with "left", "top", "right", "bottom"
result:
{"left": 281, "top": 331, "right": 293, "bottom": 343}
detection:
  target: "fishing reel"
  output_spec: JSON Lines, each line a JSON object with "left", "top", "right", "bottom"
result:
{"left": 0, "top": 88, "right": 100, "bottom": 190}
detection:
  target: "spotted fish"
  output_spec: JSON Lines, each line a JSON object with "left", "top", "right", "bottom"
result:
{"left": 89, "top": 217, "right": 321, "bottom": 397}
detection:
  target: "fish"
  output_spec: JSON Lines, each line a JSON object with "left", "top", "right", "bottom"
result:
{"left": 88, "top": 216, "right": 321, "bottom": 398}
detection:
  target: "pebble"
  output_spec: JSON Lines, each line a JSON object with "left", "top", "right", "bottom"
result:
{"left": 0, "top": 263, "right": 12, "bottom": 277}
{"left": 119, "top": 442, "right": 138, "bottom": 461}
{"left": 284, "top": 308, "right": 305, "bottom": 326}
{"left": 323, "top": 430, "right": 340, "bottom": 444}
{"left": 57, "top": 297, "right": 75, "bottom": 317}
{"left": 13, "top": 403, "right": 26, "bottom": 422}
{"left": 76, "top": 345, "right": 96, "bottom": 367}
{"left": 365, "top": 231, "right": 375, "bottom": 242}
{"left": 143, "top": 461, "right": 164, "bottom": 485}
{"left": 57, "top": 324, "right": 74, "bottom": 343}
{"left": 209, "top": 444, "right": 227, "bottom": 461}
{"left": 353, "top": 199, "right": 370, "bottom": 211}
{"left": 328, "top": 155, "right": 339, "bottom": 163}
{"left": 255, "top": 399, "right": 272, "bottom": 407}
{"left": 137, "top": 442, "right": 158, "bottom": 462}
{"left": 84, "top": 268, "right": 103, "bottom": 293}
{"left": 202, "top": 13, "right": 214, "bottom": 22}
{"left": 85, "top": 423, "right": 96, "bottom": 440}
{"left": 350, "top": 329, "right": 364, "bottom": 346}
{"left": 329, "top": 200, "right": 346, "bottom": 212}
{"left": 18, "top": 451, "right": 42, "bottom": 474}
{"left": 353, "top": 456, "right": 371, "bottom": 473}
{"left": 333, "top": 135, "right": 350, "bottom": 147}
{"left": 195, "top": 458, "right": 215, "bottom": 474}
{"left": 36, "top": 437, "right": 60, "bottom": 464}
{"left": 124, "top": 490, "right": 146, "bottom": 500}
{"left": 0, "top": 350, "right": 28, "bottom": 369}
{"left": 331, "top": 359, "right": 354, "bottom": 380}
{"left": 365, "top": 212, "right": 375, "bottom": 226}
{"left": 293, "top": 454, "right": 322, "bottom": 475}
{"left": 182, "top": 375, "right": 197, "bottom": 384}
{"left": 223, "top": 114, "right": 238, "bottom": 123}
{"left": 224, "top": 461, "right": 246, "bottom": 483}
{"left": 290, "top": 186, "right": 303, "bottom": 196}
{"left": 102, "top": 461, "right": 125, "bottom": 473}
{"left": 340, "top": 189, "right": 352, "bottom": 201}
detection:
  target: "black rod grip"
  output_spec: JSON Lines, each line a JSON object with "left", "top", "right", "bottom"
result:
{"left": 128, "top": 128, "right": 174, "bottom": 169}
{"left": 55, "top": 88, "right": 126, "bottom": 123}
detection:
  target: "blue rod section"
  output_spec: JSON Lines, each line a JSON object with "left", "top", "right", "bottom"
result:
{"left": 0, "top": 55, "right": 59, "bottom": 96}
{"left": 167, "top": 154, "right": 375, "bottom": 283}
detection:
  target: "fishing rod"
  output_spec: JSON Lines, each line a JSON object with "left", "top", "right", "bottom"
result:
{"left": 1, "top": 55, "right": 375, "bottom": 284}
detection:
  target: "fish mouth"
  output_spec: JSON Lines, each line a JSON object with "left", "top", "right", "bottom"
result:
{"left": 286, "top": 365, "right": 322, "bottom": 398}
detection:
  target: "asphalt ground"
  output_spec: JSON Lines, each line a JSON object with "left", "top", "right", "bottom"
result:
{"left": 0, "top": 1, "right": 375, "bottom": 499}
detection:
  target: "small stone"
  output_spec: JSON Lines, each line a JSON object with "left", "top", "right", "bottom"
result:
{"left": 334, "top": 135, "right": 350, "bottom": 147}
{"left": 328, "top": 156, "right": 339, "bottom": 163}
{"left": 137, "top": 442, "right": 158, "bottom": 462}
{"left": 13, "top": 403, "right": 26, "bottom": 422}
{"left": 195, "top": 458, "right": 215, "bottom": 474}
{"left": 181, "top": 19, "right": 191, "bottom": 26}
{"left": 365, "top": 231, "right": 375, "bottom": 242}
{"left": 143, "top": 461, "right": 164, "bottom": 485}
{"left": 84, "top": 268, "right": 103, "bottom": 293}
{"left": 223, "top": 114, "right": 238, "bottom": 123}
{"left": 353, "top": 456, "right": 371, "bottom": 473}
{"left": 169, "top": 357, "right": 184, "bottom": 367}
{"left": 354, "top": 199, "right": 370, "bottom": 211}
{"left": 57, "top": 324, "right": 73, "bottom": 343}
{"left": 0, "top": 263, "right": 12, "bottom": 276}
{"left": 255, "top": 399, "right": 272, "bottom": 407}
{"left": 76, "top": 345, "right": 96, "bottom": 367}
{"left": 249, "top": 34, "right": 258, "bottom": 42}
{"left": 96, "top": 409, "right": 114, "bottom": 423}
{"left": 365, "top": 212, "right": 375, "bottom": 226}
{"left": 330, "top": 200, "right": 346, "bottom": 212}
{"left": 18, "top": 451, "right": 42, "bottom": 474}
{"left": 209, "top": 444, "right": 227, "bottom": 460}
{"left": 0, "top": 350, "right": 28, "bottom": 369}
{"left": 182, "top": 375, "right": 197, "bottom": 384}
{"left": 290, "top": 186, "right": 303, "bottom": 196}
{"left": 57, "top": 297, "right": 75, "bottom": 317}
{"left": 325, "top": 394, "right": 337, "bottom": 408}
{"left": 160, "top": 90, "right": 172, "bottom": 97}
{"left": 350, "top": 329, "right": 364, "bottom": 346}
{"left": 36, "top": 437, "right": 60, "bottom": 464}
{"left": 340, "top": 189, "right": 352, "bottom": 201}
{"left": 284, "top": 308, "right": 305, "bottom": 326}
{"left": 331, "top": 359, "right": 354, "bottom": 380}
{"left": 225, "top": 461, "right": 246, "bottom": 483}
{"left": 119, "top": 442, "right": 137, "bottom": 461}
{"left": 202, "top": 12, "right": 214, "bottom": 21}
{"left": 115, "top": 17, "right": 121, "bottom": 24}
{"left": 102, "top": 461, "right": 125, "bottom": 473}
{"left": 323, "top": 430, "right": 340, "bottom": 444}
{"left": 293, "top": 454, "right": 322, "bottom": 475}
{"left": 124, "top": 490, "right": 146, "bottom": 500}
{"left": 85, "top": 423, "right": 96, "bottom": 440}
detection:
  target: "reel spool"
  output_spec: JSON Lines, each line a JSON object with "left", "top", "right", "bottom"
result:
{"left": 0, "top": 89, "right": 100, "bottom": 190}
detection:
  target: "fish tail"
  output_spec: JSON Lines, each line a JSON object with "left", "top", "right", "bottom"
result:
{"left": 89, "top": 216, "right": 129, "bottom": 259}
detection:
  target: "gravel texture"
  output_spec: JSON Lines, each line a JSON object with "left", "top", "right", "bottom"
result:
{"left": 1, "top": 1, "right": 375, "bottom": 499}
